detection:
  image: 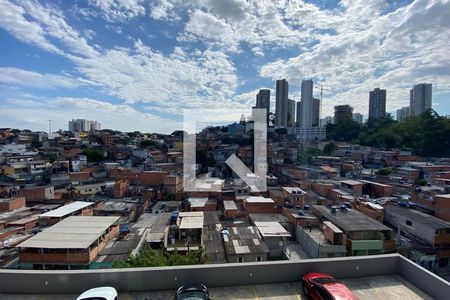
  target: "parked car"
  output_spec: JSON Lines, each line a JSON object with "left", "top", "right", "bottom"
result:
{"left": 76, "top": 286, "right": 118, "bottom": 300}
{"left": 175, "top": 284, "right": 211, "bottom": 300}
{"left": 302, "top": 272, "right": 359, "bottom": 300}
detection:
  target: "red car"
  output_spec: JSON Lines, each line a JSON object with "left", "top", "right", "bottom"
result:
{"left": 302, "top": 272, "right": 359, "bottom": 300}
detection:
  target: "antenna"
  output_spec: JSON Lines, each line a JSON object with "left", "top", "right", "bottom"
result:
{"left": 48, "top": 120, "right": 52, "bottom": 134}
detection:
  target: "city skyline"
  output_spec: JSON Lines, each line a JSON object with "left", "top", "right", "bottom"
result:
{"left": 0, "top": 0, "right": 449, "bottom": 133}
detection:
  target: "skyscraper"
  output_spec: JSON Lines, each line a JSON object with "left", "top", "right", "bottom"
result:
{"left": 256, "top": 89, "right": 270, "bottom": 124}
{"left": 296, "top": 101, "right": 302, "bottom": 127}
{"left": 369, "top": 88, "right": 386, "bottom": 119}
{"left": 410, "top": 83, "right": 432, "bottom": 116}
{"left": 396, "top": 107, "right": 410, "bottom": 122}
{"left": 312, "top": 97, "right": 320, "bottom": 127}
{"left": 275, "top": 79, "right": 288, "bottom": 127}
{"left": 334, "top": 105, "right": 353, "bottom": 124}
{"left": 287, "top": 99, "right": 296, "bottom": 127}
{"left": 300, "top": 79, "right": 314, "bottom": 128}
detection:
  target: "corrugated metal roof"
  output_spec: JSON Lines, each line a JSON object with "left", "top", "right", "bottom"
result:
{"left": 17, "top": 216, "right": 119, "bottom": 249}
{"left": 39, "top": 201, "right": 94, "bottom": 218}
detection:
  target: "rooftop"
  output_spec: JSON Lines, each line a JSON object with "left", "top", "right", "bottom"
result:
{"left": 17, "top": 216, "right": 119, "bottom": 249}
{"left": 39, "top": 201, "right": 94, "bottom": 218}
{"left": 178, "top": 212, "right": 204, "bottom": 229}
{"left": 245, "top": 196, "right": 274, "bottom": 203}
{"left": 223, "top": 226, "right": 269, "bottom": 255}
{"left": 386, "top": 205, "right": 450, "bottom": 229}
{"left": 253, "top": 221, "right": 291, "bottom": 237}
{"left": 282, "top": 187, "right": 305, "bottom": 194}
{"left": 223, "top": 201, "right": 237, "bottom": 210}
{"left": 341, "top": 180, "right": 363, "bottom": 186}
{"left": 313, "top": 205, "right": 392, "bottom": 232}
{"left": 0, "top": 254, "right": 446, "bottom": 299}
{"left": 249, "top": 213, "right": 290, "bottom": 224}
{"left": 187, "top": 197, "right": 209, "bottom": 208}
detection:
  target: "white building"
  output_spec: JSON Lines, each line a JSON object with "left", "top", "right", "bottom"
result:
{"left": 396, "top": 107, "right": 410, "bottom": 122}
{"left": 0, "top": 144, "right": 27, "bottom": 155}
{"left": 300, "top": 79, "right": 314, "bottom": 128}
{"left": 68, "top": 119, "right": 101, "bottom": 132}
{"left": 288, "top": 127, "right": 326, "bottom": 141}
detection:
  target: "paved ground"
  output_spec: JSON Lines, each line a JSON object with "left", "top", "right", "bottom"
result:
{"left": 0, "top": 275, "right": 432, "bottom": 300}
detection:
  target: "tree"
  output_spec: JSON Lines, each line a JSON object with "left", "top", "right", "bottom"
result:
{"left": 113, "top": 247, "right": 206, "bottom": 268}
{"left": 82, "top": 147, "right": 104, "bottom": 162}
{"left": 323, "top": 142, "right": 337, "bottom": 155}
{"left": 325, "top": 109, "right": 450, "bottom": 157}
{"left": 140, "top": 140, "right": 158, "bottom": 148}
{"left": 326, "top": 119, "right": 362, "bottom": 142}
{"left": 298, "top": 148, "right": 319, "bottom": 164}
{"left": 417, "top": 179, "right": 428, "bottom": 186}
{"left": 375, "top": 168, "right": 393, "bottom": 176}
{"left": 196, "top": 149, "right": 215, "bottom": 171}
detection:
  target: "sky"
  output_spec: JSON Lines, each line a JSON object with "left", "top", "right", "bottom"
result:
{"left": 0, "top": 0, "right": 449, "bottom": 133}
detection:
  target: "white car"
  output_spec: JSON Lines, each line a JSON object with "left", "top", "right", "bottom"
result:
{"left": 76, "top": 286, "right": 118, "bottom": 300}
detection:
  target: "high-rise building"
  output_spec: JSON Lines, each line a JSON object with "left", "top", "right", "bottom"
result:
{"left": 296, "top": 101, "right": 302, "bottom": 127}
{"left": 321, "top": 116, "right": 334, "bottom": 125}
{"left": 353, "top": 113, "right": 364, "bottom": 124}
{"left": 256, "top": 89, "right": 270, "bottom": 124}
{"left": 369, "top": 88, "right": 386, "bottom": 119}
{"left": 312, "top": 97, "right": 320, "bottom": 127}
{"left": 300, "top": 79, "right": 314, "bottom": 128}
{"left": 68, "top": 119, "right": 101, "bottom": 132}
{"left": 396, "top": 107, "right": 410, "bottom": 122}
{"left": 275, "top": 79, "right": 288, "bottom": 127}
{"left": 334, "top": 105, "right": 353, "bottom": 124}
{"left": 287, "top": 99, "right": 296, "bottom": 127}
{"left": 410, "top": 83, "right": 432, "bottom": 116}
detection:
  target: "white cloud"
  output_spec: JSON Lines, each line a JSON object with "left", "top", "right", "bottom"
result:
{"left": 88, "top": 0, "right": 146, "bottom": 22}
{"left": 182, "top": 10, "right": 236, "bottom": 48}
{"left": 259, "top": 0, "right": 450, "bottom": 117}
{"left": 180, "top": 0, "right": 312, "bottom": 52}
{"left": 0, "top": 0, "right": 62, "bottom": 54}
{"left": 0, "top": 67, "right": 84, "bottom": 89}
{"left": 71, "top": 40, "right": 238, "bottom": 113}
{"left": 0, "top": 0, "right": 449, "bottom": 132}
{"left": 0, "top": 0, "right": 98, "bottom": 58}
{"left": 0, "top": 97, "right": 177, "bottom": 133}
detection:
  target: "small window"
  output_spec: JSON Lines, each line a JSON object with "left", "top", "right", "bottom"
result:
{"left": 256, "top": 256, "right": 262, "bottom": 262}
{"left": 238, "top": 257, "right": 243, "bottom": 263}
{"left": 406, "top": 220, "right": 412, "bottom": 226}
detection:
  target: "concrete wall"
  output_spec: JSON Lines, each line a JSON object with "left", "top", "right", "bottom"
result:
{"left": 384, "top": 208, "right": 436, "bottom": 245}
{"left": 0, "top": 254, "right": 448, "bottom": 299}
{"left": 296, "top": 226, "right": 346, "bottom": 258}
{"left": 398, "top": 255, "right": 449, "bottom": 300}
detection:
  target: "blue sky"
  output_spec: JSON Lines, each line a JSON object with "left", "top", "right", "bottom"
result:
{"left": 0, "top": 0, "right": 449, "bottom": 133}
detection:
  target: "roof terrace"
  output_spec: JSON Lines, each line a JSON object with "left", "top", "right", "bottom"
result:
{"left": 0, "top": 254, "right": 447, "bottom": 299}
